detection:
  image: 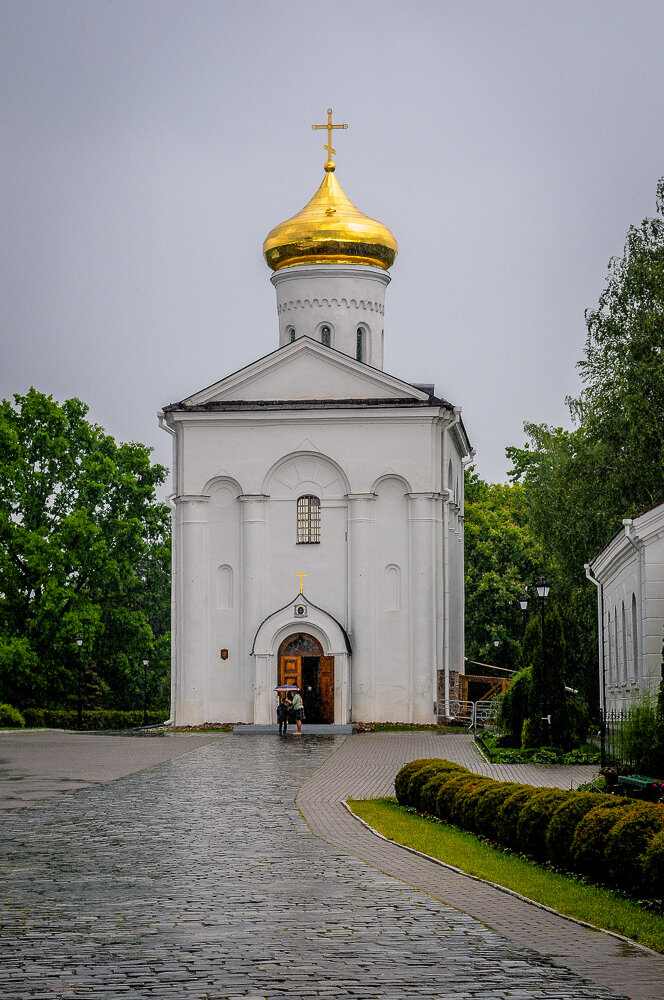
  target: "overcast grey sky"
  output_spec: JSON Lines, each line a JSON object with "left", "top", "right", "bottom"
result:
{"left": 2, "top": 0, "right": 663, "bottom": 486}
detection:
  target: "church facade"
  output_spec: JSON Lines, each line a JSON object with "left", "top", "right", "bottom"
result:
{"left": 160, "top": 116, "right": 472, "bottom": 726}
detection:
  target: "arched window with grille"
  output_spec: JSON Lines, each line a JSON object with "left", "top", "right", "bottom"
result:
{"left": 288, "top": 327, "right": 296, "bottom": 343}
{"left": 321, "top": 325, "right": 331, "bottom": 347}
{"left": 297, "top": 495, "right": 321, "bottom": 544}
{"left": 631, "top": 593, "right": 639, "bottom": 682}
{"left": 356, "top": 327, "right": 364, "bottom": 361}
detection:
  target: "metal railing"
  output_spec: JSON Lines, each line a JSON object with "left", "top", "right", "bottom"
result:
{"left": 443, "top": 698, "right": 498, "bottom": 730}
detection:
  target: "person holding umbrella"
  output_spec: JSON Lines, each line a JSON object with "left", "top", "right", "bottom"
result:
{"left": 273, "top": 684, "right": 299, "bottom": 735}
{"left": 276, "top": 692, "right": 289, "bottom": 735}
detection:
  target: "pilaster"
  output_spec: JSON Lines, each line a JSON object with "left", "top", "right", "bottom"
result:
{"left": 175, "top": 495, "right": 210, "bottom": 725}
{"left": 239, "top": 494, "right": 269, "bottom": 722}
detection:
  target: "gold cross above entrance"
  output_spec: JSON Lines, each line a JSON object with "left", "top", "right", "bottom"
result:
{"left": 296, "top": 571, "right": 308, "bottom": 594}
{"left": 312, "top": 108, "right": 348, "bottom": 163}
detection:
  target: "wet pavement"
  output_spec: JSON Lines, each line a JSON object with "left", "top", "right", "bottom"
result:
{"left": 0, "top": 732, "right": 631, "bottom": 999}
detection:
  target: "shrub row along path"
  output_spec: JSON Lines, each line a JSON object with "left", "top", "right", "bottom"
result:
{"left": 298, "top": 732, "right": 664, "bottom": 1000}
{"left": 0, "top": 729, "right": 655, "bottom": 999}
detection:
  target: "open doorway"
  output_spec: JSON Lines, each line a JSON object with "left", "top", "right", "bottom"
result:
{"left": 278, "top": 632, "right": 334, "bottom": 724}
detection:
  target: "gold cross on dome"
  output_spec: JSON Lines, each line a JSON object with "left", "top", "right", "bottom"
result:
{"left": 312, "top": 108, "right": 348, "bottom": 163}
{"left": 296, "top": 571, "right": 307, "bottom": 594}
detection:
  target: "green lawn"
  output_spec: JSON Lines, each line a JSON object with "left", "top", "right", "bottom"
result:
{"left": 348, "top": 797, "right": 664, "bottom": 953}
{"left": 369, "top": 724, "right": 471, "bottom": 733}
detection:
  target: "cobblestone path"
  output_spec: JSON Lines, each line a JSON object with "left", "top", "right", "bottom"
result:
{"left": 0, "top": 732, "right": 635, "bottom": 999}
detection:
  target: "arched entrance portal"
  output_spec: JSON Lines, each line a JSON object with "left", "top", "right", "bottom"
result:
{"left": 278, "top": 633, "right": 334, "bottom": 724}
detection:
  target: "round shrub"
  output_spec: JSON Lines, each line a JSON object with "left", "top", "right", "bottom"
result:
{"left": 545, "top": 792, "right": 608, "bottom": 870}
{"left": 642, "top": 830, "right": 664, "bottom": 899}
{"left": 474, "top": 782, "right": 527, "bottom": 840}
{"left": 515, "top": 788, "right": 570, "bottom": 860}
{"left": 605, "top": 803, "right": 664, "bottom": 891}
{"left": 420, "top": 765, "right": 465, "bottom": 814}
{"left": 457, "top": 777, "right": 497, "bottom": 831}
{"left": 435, "top": 773, "right": 477, "bottom": 822}
{"left": 395, "top": 759, "right": 440, "bottom": 804}
{"left": 0, "top": 704, "right": 25, "bottom": 728}
{"left": 496, "top": 786, "right": 542, "bottom": 849}
{"left": 571, "top": 799, "right": 633, "bottom": 880}
{"left": 406, "top": 761, "right": 466, "bottom": 811}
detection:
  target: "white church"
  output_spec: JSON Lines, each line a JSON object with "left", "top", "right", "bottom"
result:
{"left": 160, "top": 112, "right": 472, "bottom": 727}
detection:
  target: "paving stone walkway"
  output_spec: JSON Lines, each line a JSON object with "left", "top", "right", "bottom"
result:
{"left": 0, "top": 731, "right": 654, "bottom": 998}
{"left": 0, "top": 734, "right": 640, "bottom": 1000}
{"left": 298, "top": 732, "right": 664, "bottom": 1000}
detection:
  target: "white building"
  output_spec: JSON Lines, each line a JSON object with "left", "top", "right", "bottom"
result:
{"left": 160, "top": 125, "right": 472, "bottom": 726}
{"left": 586, "top": 503, "right": 664, "bottom": 713}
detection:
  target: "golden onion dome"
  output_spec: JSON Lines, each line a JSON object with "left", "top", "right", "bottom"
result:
{"left": 263, "top": 161, "right": 398, "bottom": 272}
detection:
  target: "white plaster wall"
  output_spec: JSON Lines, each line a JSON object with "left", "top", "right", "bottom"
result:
{"left": 594, "top": 512, "right": 664, "bottom": 712}
{"left": 272, "top": 264, "right": 389, "bottom": 368}
{"left": 168, "top": 405, "right": 464, "bottom": 726}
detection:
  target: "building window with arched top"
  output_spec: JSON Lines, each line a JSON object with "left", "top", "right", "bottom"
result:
{"left": 288, "top": 327, "right": 296, "bottom": 343}
{"left": 321, "top": 325, "right": 331, "bottom": 347}
{"left": 356, "top": 327, "right": 364, "bottom": 362}
{"left": 297, "top": 495, "right": 321, "bottom": 544}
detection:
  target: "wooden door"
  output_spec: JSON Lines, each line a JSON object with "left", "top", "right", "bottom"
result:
{"left": 279, "top": 655, "right": 301, "bottom": 689}
{"left": 319, "top": 656, "right": 334, "bottom": 724}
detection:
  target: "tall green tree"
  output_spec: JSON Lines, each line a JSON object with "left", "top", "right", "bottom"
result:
{"left": 464, "top": 467, "right": 544, "bottom": 670}
{"left": 507, "top": 177, "right": 664, "bottom": 709}
{"left": 0, "top": 389, "right": 170, "bottom": 709}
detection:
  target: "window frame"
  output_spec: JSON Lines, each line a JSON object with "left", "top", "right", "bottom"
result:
{"left": 296, "top": 495, "right": 321, "bottom": 544}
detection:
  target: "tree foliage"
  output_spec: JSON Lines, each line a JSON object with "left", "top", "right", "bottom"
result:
{"left": 0, "top": 389, "right": 171, "bottom": 710}
{"left": 464, "top": 467, "right": 544, "bottom": 670}
{"left": 507, "top": 177, "right": 664, "bottom": 709}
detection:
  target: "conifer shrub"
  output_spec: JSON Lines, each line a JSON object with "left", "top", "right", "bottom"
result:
{"left": 642, "top": 830, "right": 664, "bottom": 898}
{"left": 473, "top": 782, "right": 527, "bottom": 839}
{"left": 544, "top": 792, "right": 608, "bottom": 870}
{"left": 571, "top": 799, "right": 633, "bottom": 879}
{"left": 605, "top": 803, "right": 664, "bottom": 891}
{"left": 0, "top": 704, "right": 25, "bottom": 728}
{"left": 496, "top": 786, "right": 542, "bottom": 849}
{"left": 515, "top": 788, "right": 570, "bottom": 860}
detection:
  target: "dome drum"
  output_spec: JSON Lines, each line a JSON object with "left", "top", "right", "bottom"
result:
{"left": 271, "top": 264, "right": 389, "bottom": 367}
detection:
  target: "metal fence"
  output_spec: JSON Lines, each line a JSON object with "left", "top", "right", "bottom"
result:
{"left": 600, "top": 706, "right": 662, "bottom": 774}
{"left": 444, "top": 698, "right": 499, "bottom": 730}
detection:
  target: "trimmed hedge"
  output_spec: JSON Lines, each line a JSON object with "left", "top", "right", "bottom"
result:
{"left": 394, "top": 757, "right": 664, "bottom": 899}
{"left": 18, "top": 708, "right": 169, "bottom": 730}
{"left": 643, "top": 831, "right": 664, "bottom": 896}
{"left": 606, "top": 805, "right": 664, "bottom": 891}
{"left": 571, "top": 799, "right": 633, "bottom": 880}
{"left": 545, "top": 792, "right": 604, "bottom": 871}
{"left": 515, "top": 788, "right": 568, "bottom": 860}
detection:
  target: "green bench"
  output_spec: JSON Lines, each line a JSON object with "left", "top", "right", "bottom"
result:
{"left": 617, "top": 774, "right": 658, "bottom": 799}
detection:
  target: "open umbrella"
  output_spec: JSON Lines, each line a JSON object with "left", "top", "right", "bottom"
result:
{"left": 273, "top": 684, "right": 299, "bottom": 692}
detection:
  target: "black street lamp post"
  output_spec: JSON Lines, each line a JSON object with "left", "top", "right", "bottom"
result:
{"left": 519, "top": 593, "right": 529, "bottom": 634}
{"left": 534, "top": 577, "right": 550, "bottom": 742}
{"left": 142, "top": 658, "right": 149, "bottom": 726}
{"left": 75, "top": 637, "right": 83, "bottom": 730}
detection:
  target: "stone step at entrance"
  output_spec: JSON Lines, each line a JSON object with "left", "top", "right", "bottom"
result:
{"left": 232, "top": 724, "right": 353, "bottom": 735}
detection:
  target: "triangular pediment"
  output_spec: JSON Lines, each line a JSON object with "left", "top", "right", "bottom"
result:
{"left": 180, "top": 339, "right": 430, "bottom": 406}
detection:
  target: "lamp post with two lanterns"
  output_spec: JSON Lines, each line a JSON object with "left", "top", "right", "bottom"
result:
{"left": 534, "top": 577, "right": 551, "bottom": 741}
{"left": 142, "top": 658, "right": 149, "bottom": 726}
{"left": 75, "top": 637, "right": 83, "bottom": 730}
